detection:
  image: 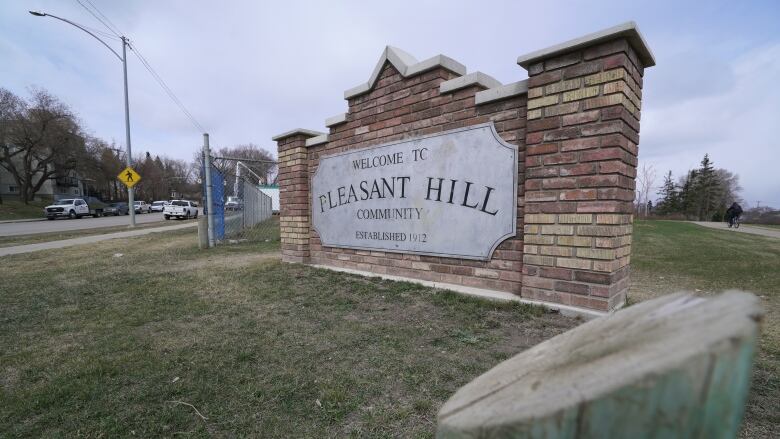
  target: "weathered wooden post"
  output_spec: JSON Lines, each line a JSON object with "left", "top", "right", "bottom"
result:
{"left": 437, "top": 291, "right": 763, "bottom": 438}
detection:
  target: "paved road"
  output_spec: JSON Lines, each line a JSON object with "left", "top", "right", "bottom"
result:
{"left": 0, "top": 222, "right": 197, "bottom": 257}
{"left": 0, "top": 211, "right": 198, "bottom": 237}
{"left": 693, "top": 221, "right": 780, "bottom": 239}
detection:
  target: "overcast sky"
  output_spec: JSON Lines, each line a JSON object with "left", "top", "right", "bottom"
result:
{"left": 2, "top": 0, "right": 778, "bottom": 206}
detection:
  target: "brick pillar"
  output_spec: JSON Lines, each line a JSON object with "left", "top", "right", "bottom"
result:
{"left": 519, "top": 24, "right": 655, "bottom": 312}
{"left": 273, "top": 129, "right": 322, "bottom": 263}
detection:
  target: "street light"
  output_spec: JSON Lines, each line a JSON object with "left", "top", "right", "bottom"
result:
{"left": 29, "top": 10, "right": 137, "bottom": 227}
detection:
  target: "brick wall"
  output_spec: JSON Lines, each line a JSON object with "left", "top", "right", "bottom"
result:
{"left": 277, "top": 133, "right": 315, "bottom": 263}
{"left": 307, "top": 64, "right": 528, "bottom": 294}
{"left": 273, "top": 23, "right": 654, "bottom": 313}
{"left": 521, "top": 38, "right": 647, "bottom": 311}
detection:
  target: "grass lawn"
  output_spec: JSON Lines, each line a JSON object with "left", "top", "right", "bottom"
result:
{"left": 2, "top": 219, "right": 776, "bottom": 437}
{"left": 0, "top": 228, "right": 576, "bottom": 437}
{"left": 0, "top": 200, "right": 49, "bottom": 221}
{"left": 0, "top": 220, "right": 189, "bottom": 248}
{"left": 631, "top": 220, "right": 779, "bottom": 438}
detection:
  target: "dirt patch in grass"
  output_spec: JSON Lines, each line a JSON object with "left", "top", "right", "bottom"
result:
{"left": 0, "top": 229, "right": 577, "bottom": 438}
{"left": 164, "top": 250, "right": 281, "bottom": 273}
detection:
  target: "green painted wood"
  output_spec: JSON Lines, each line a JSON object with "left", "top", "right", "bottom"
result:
{"left": 436, "top": 291, "right": 762, "bottom": 439}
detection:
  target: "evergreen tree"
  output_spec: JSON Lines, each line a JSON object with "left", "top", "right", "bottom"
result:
{"left": 652, "top": 159, "right": 742, "bottom": 220}
{"left": 694, "top": 154, "right": 720, "bottom": 221}
{"left": 679, "top": 170, "right": 697, "bottom": 219}
{"left": 656, "top": 170, "right": 679, "bottom": 214}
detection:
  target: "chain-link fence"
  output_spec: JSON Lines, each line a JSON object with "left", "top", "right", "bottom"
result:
{"left": 202, "top": 156, "right": 279, "bottom": 245}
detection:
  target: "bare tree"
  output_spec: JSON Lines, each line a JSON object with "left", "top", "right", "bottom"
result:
{"left": 0, "top": 87, "right": 85, "bottom": 203}
{"left": 77, "top": 136, "right": 125, "bottom": 200}
{"left": 125, "top": 151, "right": 197, "bottom": 201}
{"left": 714, "top": 168, "right": 743, "bottom": 208}
{"left": 635, "top": 163, "right": 657, "bottom": 218}
{"left": 211, "top": 144, "right": 277, "bottom": 182}
{"left": 0, "top": 90, "right": 17, "bottom": 205}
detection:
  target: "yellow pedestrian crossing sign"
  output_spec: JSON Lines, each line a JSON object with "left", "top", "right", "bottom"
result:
{"left": 118, "top": 166, "right": 141, "bottom": 188}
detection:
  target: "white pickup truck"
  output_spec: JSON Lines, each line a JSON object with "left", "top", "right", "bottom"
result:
{"left": 163, "top": 200, "right": 199, "bottom": 220}
{"left": 44, "top": 198, "right": 104, "bottom": 219}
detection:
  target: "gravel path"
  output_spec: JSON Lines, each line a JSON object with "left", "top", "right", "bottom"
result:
{"left": 693, "top": 221, "right": 780, "bottom": 239}
{"left": 0, "top": 222, "right": 196, "bottom": 257}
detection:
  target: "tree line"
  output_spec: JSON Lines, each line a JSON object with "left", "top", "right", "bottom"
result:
{"left": 653, "top": 154, "right": 743, "bottom": 221}
{"left": 1, "top": 87, "right": 275, "bottom": 205}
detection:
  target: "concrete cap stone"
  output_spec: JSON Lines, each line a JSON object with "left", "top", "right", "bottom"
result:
{"left": 324, "top": 113, "right": 347, "bottom": 127}
{"left": 305, "top": 134, "right": 329, "bottom": 147}
{"left": 271, "top": 128, "right": 326, "bottom": 142}
{"left": 516, "top": 21, "right": 656, "bottom": 69}
{"left": 440, "top": 72, "right": 502, "bottom": 94}
{"left": 344, "top": 46, "right": 467, "bottom": 100}
{"left": 475, "top": 80, "right": 529, "bottom": 105}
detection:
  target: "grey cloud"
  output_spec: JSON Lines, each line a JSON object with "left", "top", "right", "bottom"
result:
{"left": 3, "top": 0, "right": 778, "bottom": 206}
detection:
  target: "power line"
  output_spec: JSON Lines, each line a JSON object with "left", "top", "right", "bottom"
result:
{"left": 78, "top": 23, "right": 121, "bottom": 41}
{"left": 128, "top": 42, "right": 206, "bottom": 133}
{"left": 84, "top": 0, "right": 123, "bottom": 36}
{"left": 73, "top": 0, "right": 120, "bottom": 38}
{"left": 72, "top": 0, "right": 207, "bottom": 135}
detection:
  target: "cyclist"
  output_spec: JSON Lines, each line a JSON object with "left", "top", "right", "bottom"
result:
{"left": 725, "top": 202, "right": 743, "bottom": 228}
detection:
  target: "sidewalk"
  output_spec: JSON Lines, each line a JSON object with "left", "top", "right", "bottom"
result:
{"left": 693, "top": 221, "right": 780, "bottom": 240}
{"left": 0, "top": 222, "right": 197, "bottom": 257}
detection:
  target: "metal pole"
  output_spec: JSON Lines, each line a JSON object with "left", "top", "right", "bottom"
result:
{"left": 203, "top": 133, "right": 215, "bottom": 247}
{"left": 234, "top": 160, "right": 241, "bottom": 197}
{"left": 122, "top": 36, "right": 136, "bottom": 227}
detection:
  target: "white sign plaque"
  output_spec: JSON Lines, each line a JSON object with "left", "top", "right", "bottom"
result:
{"left": 312, "top": 123, "right": 517, "bottom": 260}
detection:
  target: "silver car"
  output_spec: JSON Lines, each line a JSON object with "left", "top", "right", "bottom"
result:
{"left": 150, "top": 201, "right": 168, "bottom": 212}
{"left": 133, "top": 201, "right": 151, "bottom": 214}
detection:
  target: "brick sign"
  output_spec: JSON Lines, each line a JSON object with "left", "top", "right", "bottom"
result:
{"left": 276, "top": 22, "right": 655, "bottom": 313}
{"left": 312, "top": 123, "right": 517, "bottom": 260}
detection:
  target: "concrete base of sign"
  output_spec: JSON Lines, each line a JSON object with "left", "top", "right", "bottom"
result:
{"left": 310, "top": 264, "right": 606, "bottom": 320}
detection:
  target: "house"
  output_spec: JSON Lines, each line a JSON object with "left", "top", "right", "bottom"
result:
{"left": 0, "top": 159, "right": 86, "bottom": 201}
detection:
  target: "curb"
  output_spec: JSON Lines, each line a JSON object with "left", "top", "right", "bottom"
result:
{"left": 0, "top": 218, "right": 45, "bottom": 224}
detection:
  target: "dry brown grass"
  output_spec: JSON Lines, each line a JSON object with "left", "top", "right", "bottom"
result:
{"left": 0, "top": 229, "right": 576, "bottom": 438}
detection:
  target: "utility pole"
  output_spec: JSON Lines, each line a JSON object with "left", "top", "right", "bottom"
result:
{"left": 234, "top": 160, "right": 241, "bottom": 197}
{"left": 203, "top": 133, "right": 215, "bottom": 248}
{"left": 122, "top": 36, "right": 136, "bottom": 227}
{"left": 29, "top": 10, "right": 137, "bottom": 227}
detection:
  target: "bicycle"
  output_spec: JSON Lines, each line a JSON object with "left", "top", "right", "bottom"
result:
{"left": 727, "top": 215, "right": 741, "bottom": 229}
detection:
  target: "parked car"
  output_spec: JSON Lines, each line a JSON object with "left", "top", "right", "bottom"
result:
{"left": 44, "top": 198, "right": 104, "bottom": 219}
{"left": 225, "top": 196, "right": 243, "bottom": 211}
{"left": 83, "top": 196, "right": 108, "bottom": 215}
{"left": 134, "top": 200, "right": 151, "bottom": 214}
{"left": 104, "top": 202, "right": 129, "bottom": 216}
{"left": 150, "top": 200, "right": 168, "bottom": 212}
{"left": 163, "top": 200, "right": 199, "bottom": 220}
